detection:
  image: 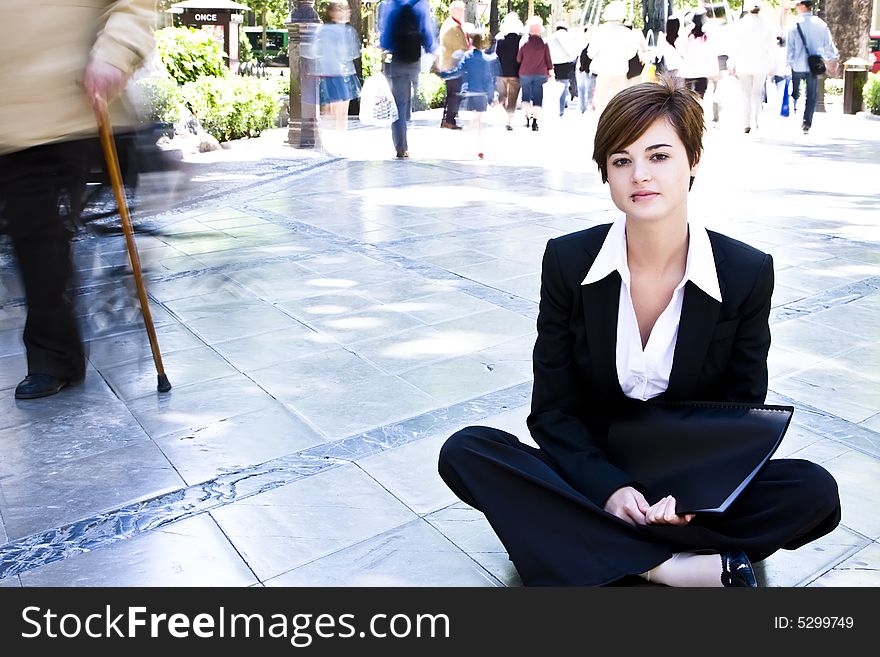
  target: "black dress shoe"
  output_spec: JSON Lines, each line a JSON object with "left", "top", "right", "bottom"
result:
{"left": 721, "top": 549, "right": 758, "bottom": 587}
{"left": 14, "top": 374, "right": 71, "bottom": 400}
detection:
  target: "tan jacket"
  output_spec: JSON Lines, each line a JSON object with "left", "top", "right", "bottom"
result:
{"left": 438, "top": 17, "right": 469, "bottom": 71}
{"left": 0, "top": 0, "right": 157, "bottom": 155}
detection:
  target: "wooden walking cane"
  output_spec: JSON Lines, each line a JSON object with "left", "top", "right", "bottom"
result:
{"left": 95, "top": 103, "right": 171, "bottom": 393}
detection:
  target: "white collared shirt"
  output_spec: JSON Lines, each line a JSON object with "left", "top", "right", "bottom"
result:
{"left": 582, "top": 217, "right": 722, "bottom": 401}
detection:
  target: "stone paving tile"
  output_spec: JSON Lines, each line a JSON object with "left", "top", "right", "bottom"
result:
{"left": 18, "top": 514, "right": 258, "bottom": 587}
{"left": 809, "top": 541, "right": 880, "bottom": 587}
{"left": 211, "top": 464, "right": 417, "bottom": 581}
{"left": 267, "top": 519, "right": 503, "bottom": 587}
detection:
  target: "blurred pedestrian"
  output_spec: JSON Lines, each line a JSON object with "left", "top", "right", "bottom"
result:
{"left": 547, "top": 21, "right": 579, "bottom": 116}
{"left": 379, "top": 0, "right": 438, "bottom": 158}
{"left": 576, "top": 25, "right": 597, "bottom": 113}
{"left": 439, "top": 0, "right": 470, "bottom": 130}
{"left": 786, "top": 0, "right": 839, "bottom": 134}
{"left": 0, "top": 0, "right": 157, "bottom": 399}
{"left": 728, "top": 1, "right": 775, "bottom": 133}
{"left": 517, "top": 17, "right": 554, "bottom": 131}
{"left": 677, "top": 7, "right": 720, "bottom": 101}
{"left": 656, "top": 17, "right": 683, "bottom": 78}
{"left": 495, "top": 12, "right": 524, "bottom": 130}
{"left": 314, "top": 1, "right": 362, "bottom": 131}
{"left": 435, "top": 31, "right": 498, "bottom": 158}
{"left": 587, "top": 1, "right": 643, "bottom": 116}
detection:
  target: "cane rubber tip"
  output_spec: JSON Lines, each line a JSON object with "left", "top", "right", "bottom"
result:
{"left": 157, "top": 374, "right": 172, "bottom": 393}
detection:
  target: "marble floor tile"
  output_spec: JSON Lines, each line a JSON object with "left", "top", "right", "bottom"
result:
{"left": 452, "top": 257, "right": 540, "bottom": 285}
{"left": 86, "top": 322, "right": 206, "bottom": 369}
{"left": 818, "top": 449, "right": 880, "bottom": 539}
{"left": 17, "top": 514, "right": 258, "bottom": 587}
{"left": 809, "top": 541, "right": 880, "bottom": 587}
{"left": 99, "top": 344, "right": 240, "bottom": 402}
{"left": 772, "top": 368, "right": 879, "bottom": 424}
{"left": 771, "top": 319, "right": 869, "bottom": 357}
{"left": 758, "top": 525, "right": 868, "bottom": 587}
{"left": 266, "top": 519, "right": 502, "bottom": 587}
{"left": 126, "top": 373, "right": 276, "bottom": 438}
{"left": 0, "top": 352, "right": 28, "bottom": 391}
{"left": 0, "top": 440, "right": 184, "bottom": 540}
{"left": 0, "top": 404, "right": 148, "bottom": 478}
{"left": 356, "top": 432, "right": 458, "bottom": 515}
{"left": 212, "top": 325, "right": 331, "bottom": 373}
{"left": 249, "top": 347, "right": 387, "bottom": 404}
{"left": 163, "top": 290, "right": 268, "bottom": 322}
{"left": 211, "top": 464, "right": 416, "bottom": 581}
{"left": 399, "top": 355, "right": 528, "bottom": 406}
{"left": 308, "top": 306, "right": 426, "bottom": 346}
{"left": 287, "top": 374, "right": 437, "bottom": 440}
{"left": 0, "top": 369, "right": 119, "bottom": 433}
{"left": 381, "top": 290, "right": 499, "bottom": 326}
{"left": 186, "top": 305, "right": 306, "bottom": 345}
{"left": 426, "top": 503, "right": 522, "bottom": 587}
{"left": 155, "top": 402, "right": 326, "bottom": 485}
{"left": 475, "top": 334, "right": 537, "bottom": 378}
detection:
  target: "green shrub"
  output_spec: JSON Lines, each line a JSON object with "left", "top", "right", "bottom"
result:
{"left": 824, "top": 77, "right": 843, "bottom": 96}
{"left": 361, "top": 45, "right": 383, "bottom": 79}
{"left": 155, "top": 26, "right": 228, "bottom": 85}
{"left": 135, "top": 75, "right": 186, "bottom": 124}
{"left": 415, "top": 72, "right": 446, "bottom": 111}
{"left": 181, "top": 76, "right": 281, "bottom": 142}
{"left": 865, "top": 73, "right": 880, "bottom": 115}
{"left": 238, "top": 31, "right": 255, "bottom": 63}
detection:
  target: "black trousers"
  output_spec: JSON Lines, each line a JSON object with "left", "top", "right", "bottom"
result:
{"left": 0, "top": 139, "right": 94, "bottom": 381}
{"left": 442, "top": 77, "right": 463, "bottom": 124}
{"left": 438, "top": 425, "right": 841, "bottom": 586}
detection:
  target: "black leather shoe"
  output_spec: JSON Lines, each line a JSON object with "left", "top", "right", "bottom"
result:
{"left": 14, "top": 374, "right": 71, "bottom": 400}
{"left": 721, "top": 549, "right": 758, "bottom": 587}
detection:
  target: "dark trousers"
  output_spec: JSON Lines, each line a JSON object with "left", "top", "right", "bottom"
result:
{"left": 438, "top": 425, "right": 841, "bottom": 586}
{"left": 442, "top": 76, "right": 463, "bottom": 124}
{"left": 791, "top": 71, "right": 819, "bottom": 128}
{"left": 0, "top": 139, "right": 93, "bottom": 381}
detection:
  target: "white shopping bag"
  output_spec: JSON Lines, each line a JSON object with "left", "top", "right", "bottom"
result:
{"left": 541, "top": 79, "right": 567, "bottom": 122}
{"left": 358, "top": 74, "right": 399, "bottom": 126}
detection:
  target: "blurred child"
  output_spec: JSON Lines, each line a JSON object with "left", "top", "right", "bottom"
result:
{"left": 435, "top": 31, "right": 499, "bottom": 158}
{"left": 314, "top": 1, "right": 362, "bottom": 131}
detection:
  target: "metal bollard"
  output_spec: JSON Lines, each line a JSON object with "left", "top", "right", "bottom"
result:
{"left": 842, "top": 57, "right": 870, "bottom": 114}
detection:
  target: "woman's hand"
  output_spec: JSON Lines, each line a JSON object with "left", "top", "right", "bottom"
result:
{"left": 645, "top": 495, "right": 695, "bottom": 526}
{"left": 604, "top": 486, "right": 650, "bottom": 526}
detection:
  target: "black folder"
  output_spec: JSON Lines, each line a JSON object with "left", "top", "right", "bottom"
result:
{"left": 605, "top": 401, "right": 794, "bottom": 515}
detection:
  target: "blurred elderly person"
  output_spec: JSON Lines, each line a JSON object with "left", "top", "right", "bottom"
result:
{"left": 0, "top": 0, "right": 157, "bottom": 399}
{"left": 495, "top": 12, "right": 524, "bottom": 130}
{"left": 729, "top": 1, "right": 776, "bottom": 133}
{"left": 439, "top": 0, "right": 470, "bottom": 129}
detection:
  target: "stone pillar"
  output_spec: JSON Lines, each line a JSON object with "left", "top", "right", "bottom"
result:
{"left": 287, "top": 0, "right": 322, "bottom": 149}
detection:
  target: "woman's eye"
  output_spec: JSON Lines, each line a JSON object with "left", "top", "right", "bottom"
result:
{"left": 611, "top": 158, "right": 629, "bottom": 167}
{"left": 650, "top": 153, "right": 670, "bottom": 161}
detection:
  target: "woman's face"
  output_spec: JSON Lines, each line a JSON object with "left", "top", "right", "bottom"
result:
{"left": 605, "top": 117, "right": 698, "bottom": 225}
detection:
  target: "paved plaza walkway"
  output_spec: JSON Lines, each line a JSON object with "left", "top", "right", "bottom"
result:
{"left": 1, "top": 96, "right": 878, "bottom": 587}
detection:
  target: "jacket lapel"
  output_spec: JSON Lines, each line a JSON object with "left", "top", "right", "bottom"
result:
{"left": 582, "top": 271, "right": 621, "bottom": 391}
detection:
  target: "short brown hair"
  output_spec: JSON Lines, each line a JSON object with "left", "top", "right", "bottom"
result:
{"left": 592, "top": 74, "right": 705, "bottom": 187}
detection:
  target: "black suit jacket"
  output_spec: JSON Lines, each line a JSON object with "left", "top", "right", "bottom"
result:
{"left": 526, "top": 223, "right": 774, "bottom": 507}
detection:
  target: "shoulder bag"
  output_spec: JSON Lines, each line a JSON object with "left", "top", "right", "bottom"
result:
{"left": 796, "top": 23, "right": 825, "bottom": 75}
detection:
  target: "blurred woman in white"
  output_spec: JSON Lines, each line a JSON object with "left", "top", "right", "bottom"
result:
{"left": 728, "top": 2, "right": 776, "bottom": 133}
{"left": 676, "top": 7, "right": 719, "bottom": 101}
{"left": 587, "top": 1, "right": 644, "bottom": 116}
